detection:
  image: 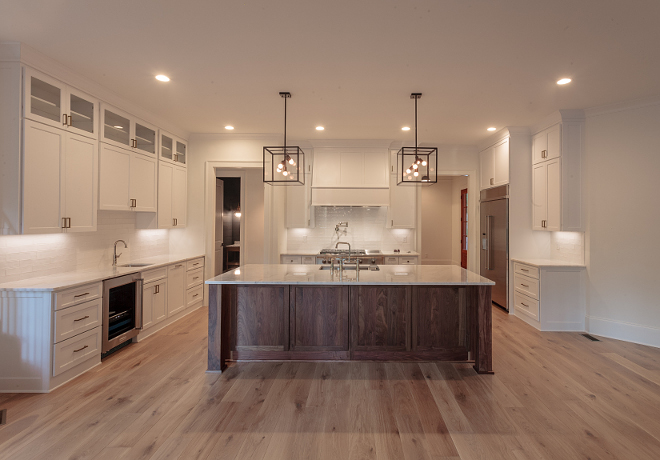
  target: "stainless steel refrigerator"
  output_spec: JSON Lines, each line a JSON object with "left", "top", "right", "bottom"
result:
{"left": 480, "top": 185, "right": 509, "bottom": 311}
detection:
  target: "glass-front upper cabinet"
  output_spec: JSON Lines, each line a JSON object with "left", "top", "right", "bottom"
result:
{"left": 161, "top": 134, "right": 174, "bottom": 161}
{"left": 24, "top": 67, "right": 98, "bottom": 139}
{"left": 135, "top": 120, "right": 156, "bottom": 155}
{"left": 102, "top": 107, "right": 131, "bottom": 147}
{"left": 175, "top": 140, "right": 187, "bottom": 165}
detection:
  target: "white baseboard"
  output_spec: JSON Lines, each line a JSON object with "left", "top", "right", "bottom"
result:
{"left": 587, "top": 315, "right": 660, "bottom": 349}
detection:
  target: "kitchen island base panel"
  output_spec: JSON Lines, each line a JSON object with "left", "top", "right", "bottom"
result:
{"left": 208, "top": 283, "right": 492, "bottom": 373}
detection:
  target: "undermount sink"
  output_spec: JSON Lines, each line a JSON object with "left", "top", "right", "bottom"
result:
{"left": 119, "top": 263, "right": 153, "bottom": 268}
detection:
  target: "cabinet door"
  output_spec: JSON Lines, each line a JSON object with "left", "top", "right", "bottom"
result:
{"left": 22, "top": 120, "right": 64, "bottom": 234}
{"left": 101, "top": 105, "right": 132, "bottom": 149}
{"left": 233, "top": 286, "right": 288, "bottom": 351}
{"left": 24, "top": 67, "right": 66, "bottom": 130}
{"left": 312, "top": 151, "right": 340, "bottom": 187}
{"left": 532, "top": 163, "right": 547, "bottom": 230}
{"left": 493, "top": 138, "right": 509, "bottom": 186}
{"left": 142, "top": 282, "right": 155, "bottom": 329}
{"left": 532, "top": 131, "right": 547, "bottom": 165}
{"left": 546, "top": 124, "right": 561, "bottom": 161}
{"left": 174, "top": 140, "right": 187, "bottom": 165}
{"left": 134, "top": 119, "right": 157, "bottom": 156}
{"left": 160, "top": 133, "right": 174, "bottom": 163}
{"left": 99, "top": 144, "right": 131, "bottom": 211}
{"left": 67, "top": 87, "right": 98, "bottom": 139}
{"left": 167, "top": 263, "right": 186, "bottom": 316}
{"left": 158, "top": 162, "right": 174, "bottom": 228}
{"left": 413, "top": 286, "right": 467, "bottom": 352}
{"left": 63, "top": 133, "right": 97, "bottom": 232}
{"left": 351, "top": 286, "right": 410, "bottom": 352}
{"left": 364, "top": 151, "right": 389, "bottom": 187}
{"left": 153, "top": 279, "right": 168, "bottom": 324}
{"left": 286, "top": 172, "right": 312, "bottom": 228}
{"left": 546, "top": 158, "right": 561, "bottom": 231}
{"left": 388, "top": 174, "right": 416, "bottom": 228}
{"left": 479, "top": 147, "right": 494, "bottom": 189}
{"left": 130, "top": 152, "right": 157, "bottom": 212}
{"left": 172, "top": 166, "right": 187, "bottom": 226}
{"left": 291, "top": 286, "right": 349, "bottom": 351}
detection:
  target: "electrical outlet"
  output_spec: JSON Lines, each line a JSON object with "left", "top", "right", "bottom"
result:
{"left": 402, "top": 236, "right": 408, "bottom": 243}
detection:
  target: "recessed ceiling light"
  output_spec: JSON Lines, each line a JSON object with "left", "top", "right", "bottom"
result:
{"left": 402, "top": 126, "right": 411, "bottom": 131}
{"left": 487, "top": 127, "right": 496, "bottom": 131}
{"left": 225, "top": 125, "right": 234, "bottom": 130}
{"left": 155, "top": 74, "right": 170, "bottom": 82}
{"left": 316, "top": 126, "right": 324, "bottom": 131}
{"left": 557, "top": 78, "right": 572, "bottom": 85}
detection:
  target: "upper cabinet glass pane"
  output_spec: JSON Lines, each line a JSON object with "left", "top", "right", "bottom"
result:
{"left": 135, "top": 123, "right": 156, "bottom": 154}
{"left": 30, "top": 77, "right": 61, "bottom": 122}
{"left": 175, "top": 141, "right": 186, "bottom": 164}
{"left": 69, "top": 94, "right": 94, "bottom": 134}
{"left": 104, "top": 110, "right": 130, "bottom": 146}
{"left": 161, "top": 135, "right": 173, "bottom": 160}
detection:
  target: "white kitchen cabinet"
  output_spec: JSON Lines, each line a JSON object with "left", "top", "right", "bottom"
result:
{"left": 160, "top": 131, "right": 188, "bottom": 166}
{"left": 100, "top": 103, "right": 157, "bottom": 156}
{"left": 286, "top": 171, "right": 314, "bottom": 228}
{"left": 479, "top": 138, "right": 509, "bottom": 190}
{"left": 167, "top": 262, "right": 186, "bottom": 317}
{"left": 143, "top": 278, "right": 167, "bottom": 330}
{"left": 24, "top": 67, "right": 98, "bottom": 139}
{"left": 281, "top": 255, "right": 303, "bottom": 264}
{"left": 22, "top": 119, "right": 97, "bottom": 234}
{"left": 99, "top": 143, "right": 157, "bottom": 212}
{"left": 531, "top": 115, "right": 583, "bottom": 232}
{"left": 312, "top": 150, "right": 388, "bottom": 188}
{"left": 387, "top": 172, "right": 416, "bottom": 228}
{"left": 172, "top": 166, "right": 187, "bottom": 226}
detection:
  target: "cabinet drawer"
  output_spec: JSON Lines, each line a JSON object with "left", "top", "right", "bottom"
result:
{"left": 281, "top": 255, "right": 302, "bottom": 264}
{"left": 301, "top": 256, "right": 316, "bottom": 264}
{"left": 513, "top": 262, "right": 539, "bottom": 279}
{"left": 142, "top": 267, "right": 167, "bottom": 284}
{"left": 52, "top": 326, "right": 101, "bottom": 377}
{"left": 54, "top": 298, "right": 102, "bottom": 343}
{"left": 186, "top": 285, "right": 203, "bottom": 307}
{"left": 514, "top": 291, "right": 539, "bottom": 321}
{"left": 186, "top": 267, "right": 204, "bottom": 289}
{"left": 55, "top": 282, "right": 102, "bottom": 310}
{"left": 186, "top": 257, "right": 204, "bottom": 271}
{"left": 384, "top": 256, "right": 399, "bottom": 265}
{"left": 513, "top": 273, "right": 539, "bottom": 300}
{"left": 399, "top": 256, "right": 417, "bottom": 265}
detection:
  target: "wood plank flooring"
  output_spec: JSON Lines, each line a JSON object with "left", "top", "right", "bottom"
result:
{"left": 1, "top": 306, "right": 660, "bottom": 459}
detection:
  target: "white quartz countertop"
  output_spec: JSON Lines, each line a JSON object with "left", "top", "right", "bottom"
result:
{"left": 0, "top": 254, "right": 204, "bottom": 291}
{"left": 206, "top": 264, "right": 494, "bottom": 286}
{"left": 281, "top": 251, "right": 420, "bottom": 256}
{"left": 512, "top": 258, "right": 586, "bottom": 268}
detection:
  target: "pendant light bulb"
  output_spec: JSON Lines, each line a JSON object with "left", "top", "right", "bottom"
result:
{"left": 234, "top": 205, "right": 241, "bottom": 218}
{"left": 282, "top": 170, "right": 289, "bottom": 176}
{"left": 422, "top": 160, "right": 427, "bottom": 166}
{"left": 406, "top": 168, "right": 411, "bottom": 174}
{"left": 412, "top": 163, "right": 418, "bottom": 170}
{"left": 288, "top": 157, "right": 295, "bottom": 165}
{"left": 413, "top": 171, "right": 419, "bottom": 177}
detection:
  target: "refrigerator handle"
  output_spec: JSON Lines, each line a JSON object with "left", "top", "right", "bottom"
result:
{"left": 486, "top": 215, "right": 493, "bottom": 270}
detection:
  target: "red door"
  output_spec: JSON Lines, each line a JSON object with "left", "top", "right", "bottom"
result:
{"left": 461, "top": 188, "right": 468, "bottom": 269}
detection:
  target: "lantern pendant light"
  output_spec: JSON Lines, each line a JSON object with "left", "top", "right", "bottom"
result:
{"left": 263, "top": 92, "right": 305, "bottom": 185}
{"left": 397, "top": 93, "right": 437, "bottom": 185}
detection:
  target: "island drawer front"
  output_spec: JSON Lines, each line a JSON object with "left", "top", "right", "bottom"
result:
{"left": 399, "top": 256, "right": 417, "bottom": 265}
{"left": 384, "top": 256, "right": 399, "bottom": 265}
{"left": 186, "top": 267, "right": 204, "bottom": 289}
{"left": 513, "top": 262, "right": 539, "bottom": 279}
{"left": 54, "top": 298, "right": 102, "bottom": 343}
{"left": 55, "top": 282, "right": 102, "bottom": 311}
{"left": 514, "top": 291, "right": 539, "bottom": 321}
{"left": 142, "top": 267, "right": 167, "bottom": 284}
{"left": 187, "top": 285, "right": 203, "bottom": 307}
{"left": 186, "top": 258, "right": 204, "bottom": 271}
{"left": 281, "top": 256, "right": 302, "bottom": 264}
{"left": 301, "top": 256, "right": 316, "bottom": 264}
{"left": 513, "top": 273, "right": 539, "bottom": 300}
{"left": 52, "top": 326, "right": 101, "bottom": 377}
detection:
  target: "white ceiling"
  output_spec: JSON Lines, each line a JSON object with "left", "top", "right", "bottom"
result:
{"left": 2, "top": 0, "right": 660, "bottom": 144}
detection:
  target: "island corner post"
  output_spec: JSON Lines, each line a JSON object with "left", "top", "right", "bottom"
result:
{"left": 207, "top": 282, "right": 493, "bottom": 374}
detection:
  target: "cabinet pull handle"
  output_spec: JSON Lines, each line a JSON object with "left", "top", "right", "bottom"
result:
{"left": 173, "top": 218, "right": 176, "bottom": 226}
{"left": 193, "top": 293, "right": 199, "bottom": 297}
{"left": 193, "top": 263, "right": 199, "bottom": 266}
{"left": 67, "top": 217, "right": 71, "bottom": 228}
{"left": 521, "top": 284, "right": 529, "bottom": 288}
{"left": 542, "top": 149, "right": 547, "bottom": 158}
{"left": 521, "top": 268, "right": 529, "bottom": 272}
{"left": 73, "top": 345, "right": 88, "bottom": 353}
{"left": 73, "top": 292, "right": 90, "bottom": 298}
{"left": 154, "top": 285, "right": 158, "bottom": 294}
{"left": 490, "top": 178, "right": 494, "bottom": 185}
{"left": 521, "top": 302, "right": 529, "bottom": 308}
{"left": 62, "top": 217, "right": 67, "bottom": 228}
{"left": 130, "top": 199, "right": 137, "bottom": 208}
{"left": 68, "top": 114, "right": 73, "bottom": 126}
{"left": 175, "top": 264, "right": 183, "bottom": 268}
{"left": 193, "top": 276, "right": 199, "bottom": 280}
{"left": 73, "top": 315, "right": 90, "bottom": 322}
{"left": 62, "top": 114, "right": 68, "bottom": 126}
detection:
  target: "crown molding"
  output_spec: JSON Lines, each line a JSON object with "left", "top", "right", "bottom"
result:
{"left": 308, "top": 139, "right": 394, "bottom": 149}
{"left": 531, "top": 110, "right": 585, "bottom": 135}
{"left": 477, "top": 126, "right": 529, "bottom": 151}
{"left": 584, "top": 94, "right": 660, "bottom": 118}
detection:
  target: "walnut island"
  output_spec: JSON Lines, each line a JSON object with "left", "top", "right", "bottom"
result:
{"left": 206, "top": 264, "right": 495, "bottom": 374}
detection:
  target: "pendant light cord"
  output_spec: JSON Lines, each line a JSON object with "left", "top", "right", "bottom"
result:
{"left": 284, "top": 95, "right": 287, "bottom": 149}
{"left": 414, "top": 95, "right": 418, "bottom": 156}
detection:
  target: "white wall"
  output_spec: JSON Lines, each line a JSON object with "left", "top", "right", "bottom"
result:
{"left": 421, "top": 178, "right": 453, "bottom": 264}
{"left": 0, "top": 211, "right": 169, "bottom": 284}
{"left": 451, "top": 176, "right": 468, "bottom": 265}
{"left": 584, "top": 99, "right": 660, "bottom": 347}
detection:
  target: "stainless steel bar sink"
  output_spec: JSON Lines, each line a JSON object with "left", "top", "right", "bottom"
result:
{"left": 119, "top": 263, "right": 153, "bottom": 267}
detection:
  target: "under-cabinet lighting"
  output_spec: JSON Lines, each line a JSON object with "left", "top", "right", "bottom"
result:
{"left": 316, "top": 126, "right": 324, "bottom": 131}
{"left": 114, "top": 125, "right": 123, "bottom": 129}
{"left": 402, "top": 126, "right": 411, "bottom": 131}
{"left": 225, "top": 125, "right": 234, "bottom": 130}
{"left": 235, "top": 269, "right": 241, "bottom": 275}
{"left": 155, "top": 75, "right": 170, "bottom": 82}
{"left": 557, "top": 78, "right": 572, "bottom": 85}
{"left": 487, "top": 127, "right": 496, "bottom": 131}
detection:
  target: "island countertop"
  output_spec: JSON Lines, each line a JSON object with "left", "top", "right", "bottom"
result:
{"left": 206, "top": 264, "right": 494, "bottom": 286}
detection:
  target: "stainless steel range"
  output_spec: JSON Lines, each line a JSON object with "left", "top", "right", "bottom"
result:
{"left": 316, "top": 248, "right": 383, "bottom": 266}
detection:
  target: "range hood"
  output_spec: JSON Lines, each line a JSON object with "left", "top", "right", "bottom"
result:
{"left": 311, "top": 188, "right": 389, "bottom": 207}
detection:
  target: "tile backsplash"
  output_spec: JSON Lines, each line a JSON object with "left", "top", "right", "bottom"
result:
{"left": 287, "top": 207, "right": 415, "bottom": 253}
{"left": 551, "top": 231, "right": 585, "bottom": 264}
{"left": 0, "top": 211, "right": 169, "bottom": 284}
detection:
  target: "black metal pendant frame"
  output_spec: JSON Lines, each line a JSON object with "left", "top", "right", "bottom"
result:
{"left": 263, "top": 92, "right": 305, "bottom": 185}
{"left": 397, "top": 93, "right": 438, "bottom": 185}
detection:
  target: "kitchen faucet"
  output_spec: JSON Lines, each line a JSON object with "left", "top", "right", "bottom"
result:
{"left": 335, "top": 241, "right": 351, "bottom": 262}
{"left": 113, "top": 240, "right": 127, "bottom": 266}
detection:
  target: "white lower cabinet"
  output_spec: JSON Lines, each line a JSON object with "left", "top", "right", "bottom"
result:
{"left": 512, "top": 261, "right": 585, "bottom": 331}
{"left": 384, "top": 255, "right": 419, "bottom": 265}
{"left": 22, "top": 119, "right": 98, "bottom": 234}
{"left": 99, "top": 143, "right": 157, "bottom": 212}
{"left": 167, "top": 263, "right": 186, "bottom": 316}
{"left": 142, "top": 277, "right": 167, "bottom": 330}
{"left": 281, "top": 255, "right": 303, "bottom": 264}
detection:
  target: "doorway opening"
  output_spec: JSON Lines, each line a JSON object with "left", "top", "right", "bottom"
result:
{"left": 215, "top": 177, "right": 241, "bottom": 275}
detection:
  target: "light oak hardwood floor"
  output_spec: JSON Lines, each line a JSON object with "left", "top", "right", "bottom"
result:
{"left": 1, "top": 306, "right": 659, "bottom": 460}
